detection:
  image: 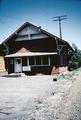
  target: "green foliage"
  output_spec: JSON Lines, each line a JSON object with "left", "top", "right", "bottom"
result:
{"left": 68, "top": 44, "right": 81, "bottom": 71}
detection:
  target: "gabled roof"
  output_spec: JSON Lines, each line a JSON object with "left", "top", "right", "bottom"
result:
{"left": 2, "top": 22, "right": 69, "bottom": 45}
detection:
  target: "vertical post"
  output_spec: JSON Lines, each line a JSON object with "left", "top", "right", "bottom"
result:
{"left": 52, "top": 15, "right": 67, "bottom": 39}
{"left": 55, "top": 37, "right": 60, "bottom": 54}
{"left": 27, "top": 57, "right": 29, "bottom": 66}
{"left": 41, "top": 56, "right": 43, "bottom": 65}
{"left": 48, "top": 56, "right": 50, "bottom": 66}
{"left": 34, "top": 56, "right": 36, "bottom": 66}
{"left": 59, "top": 18, "right": 62, "bottom": 39}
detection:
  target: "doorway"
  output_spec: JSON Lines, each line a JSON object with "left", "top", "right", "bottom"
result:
{"left": 15, "top": 58, "right": 22, "bottom": 73}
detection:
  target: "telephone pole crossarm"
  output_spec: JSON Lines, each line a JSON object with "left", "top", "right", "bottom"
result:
{"left": 52, "top": 15, "right": 67, "bottom": 39}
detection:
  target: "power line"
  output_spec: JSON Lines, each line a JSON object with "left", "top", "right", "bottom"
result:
{"left": 0, "top": 14, "right": 30, "bottom": 32}
{"left": 0, "top": 1, "right": 16, "bottom": 35}
{"left": 0, "top": 14, "right": 28, "bottom": 21}
{"left": 52, "top": 15, "right": 67, "bottom": 39}
{"left": 0, "top": 20, "right": 16, "bottom": 32}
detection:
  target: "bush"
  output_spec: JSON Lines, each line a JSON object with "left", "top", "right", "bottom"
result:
{"left": 68, "top": 61, "right": 79, "bottom": 71}
{"left": 68, "top": 44, "right": 81, "bottom": 71}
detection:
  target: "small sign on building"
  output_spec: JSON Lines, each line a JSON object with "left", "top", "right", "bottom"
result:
{"left": 23, "top": 66, "right": 31, "bottom": 71}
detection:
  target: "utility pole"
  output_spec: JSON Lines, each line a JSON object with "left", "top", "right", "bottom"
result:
{"left": 52, "top": 15, "right": 67, "bottom": 39}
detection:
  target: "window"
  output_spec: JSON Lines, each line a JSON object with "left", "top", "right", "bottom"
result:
{"left": 50, "top": 56, "right": 55, "bottom": 65}
{"left": 42, "top": 56, "right": 49, "bottom": 65}
{"left": 10, "top": 58, "right": 14, "bottom": 64}
{"left": 16, "top": 59, "right": 21, "bottom": 64}
{"left": 29, "top": 57, "right": 34, "bottom": 65}
{"left": 28, "top": 55, "right": 50, "bottom": 66}
{"left": 22, "top": 57, "right": 27, "bottom": 66}
{"left": 36, "top": 56, "right": 41, "bottom": 65}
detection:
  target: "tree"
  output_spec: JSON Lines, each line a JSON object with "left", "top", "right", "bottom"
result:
{"left": 68, "top": 43, "right": 81, "bottom": 70}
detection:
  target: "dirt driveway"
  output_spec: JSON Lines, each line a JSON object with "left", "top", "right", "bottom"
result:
{"left": 0, "top": 71, "right": 77, "bottom": 120}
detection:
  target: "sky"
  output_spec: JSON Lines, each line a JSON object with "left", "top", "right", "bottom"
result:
{"left": 0, "top": 0, "right": 81, "bottom": 49}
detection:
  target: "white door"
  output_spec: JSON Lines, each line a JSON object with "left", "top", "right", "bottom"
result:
{"left": 15, "top": 58, "right": 22, "bottom": 73}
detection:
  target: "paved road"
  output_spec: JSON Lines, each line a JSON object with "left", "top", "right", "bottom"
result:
{"left": 59, "top": 71, "right": 81, "bottom": 120}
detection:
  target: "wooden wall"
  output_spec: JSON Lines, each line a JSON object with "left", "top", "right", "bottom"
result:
{"left": 7, "top": 37, "right": 57, "bottom": 54}
{"left": 0, "top": 56, "right": 6, "bottom": 72}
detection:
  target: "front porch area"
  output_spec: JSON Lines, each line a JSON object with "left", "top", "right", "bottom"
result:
{"left": 5, "top": 52, "right": 58, "bottom": 74}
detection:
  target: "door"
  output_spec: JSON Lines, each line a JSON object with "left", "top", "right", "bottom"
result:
{"left": 15, "top": 58, "right": 22, "bottom": 73}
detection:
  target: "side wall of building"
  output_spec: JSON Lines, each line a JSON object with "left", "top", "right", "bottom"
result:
{"left": 0, "top": 56, "right": 6, "bottom": 72}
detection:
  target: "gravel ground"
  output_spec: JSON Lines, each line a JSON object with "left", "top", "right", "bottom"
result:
{"left": 0, "top": 70, "right": 79, "bottom": 120}
{"left": 58, "top": 69, "right": 81, "bottom": 120}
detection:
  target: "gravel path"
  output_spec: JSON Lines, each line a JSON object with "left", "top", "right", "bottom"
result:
{"left": 58, "top": 70, "right": 81, "bottom": 120}
{"left": 0, "top": 70, "right": 80, "bottom": 120}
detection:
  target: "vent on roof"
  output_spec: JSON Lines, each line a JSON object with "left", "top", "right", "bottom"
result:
{"left": 38, "top": 26, "right": 41, "bottom": 31}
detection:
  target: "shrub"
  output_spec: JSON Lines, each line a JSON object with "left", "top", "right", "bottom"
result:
{"left": 68, "top": 44, "right": 81, "bottom": 71}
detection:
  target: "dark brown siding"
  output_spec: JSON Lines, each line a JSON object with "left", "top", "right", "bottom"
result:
{"left": 7, "top": 37, "right": 57, "bottom": 54}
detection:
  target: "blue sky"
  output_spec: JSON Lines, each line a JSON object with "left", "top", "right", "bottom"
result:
{"left": 0, "top": 0, "right": 81, "bottom": 49}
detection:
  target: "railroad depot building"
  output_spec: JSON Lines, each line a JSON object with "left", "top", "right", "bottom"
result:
{"left": 0, "top": 22, "right": 73, "bottom": 74}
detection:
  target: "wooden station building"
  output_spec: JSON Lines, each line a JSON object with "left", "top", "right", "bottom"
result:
{"left": 0, "top": 22, "right": 73, "bottom": 74}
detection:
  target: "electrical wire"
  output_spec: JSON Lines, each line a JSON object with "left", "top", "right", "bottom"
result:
{"left": 0, "top": 20, "right": 16, "bottom": 32}
{"left": 0, "top": 14, "right": 28, "bottom": 21}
